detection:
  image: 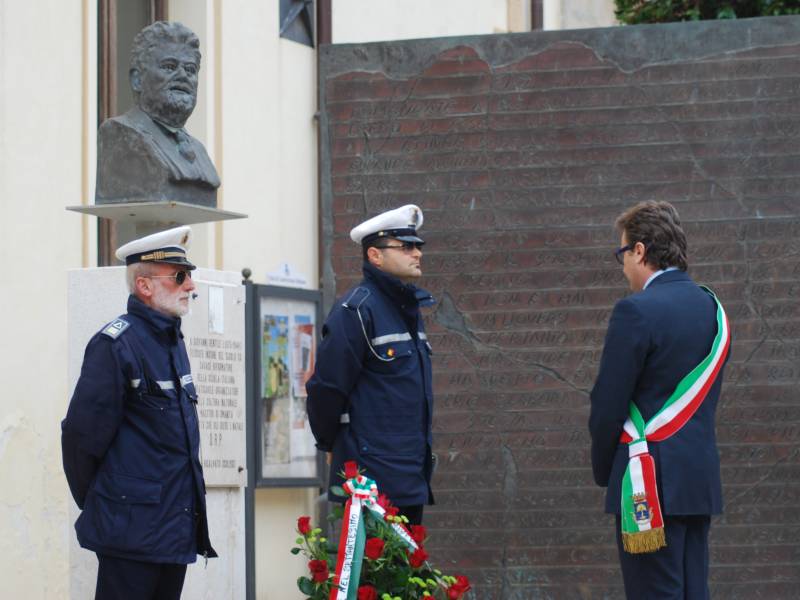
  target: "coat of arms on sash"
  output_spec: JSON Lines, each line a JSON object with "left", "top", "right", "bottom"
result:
{"left": 632, "top": 493, "right": 651, "bottom": 526}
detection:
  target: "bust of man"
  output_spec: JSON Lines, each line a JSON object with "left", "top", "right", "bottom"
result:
{"left": 96, "top": 21, "right": 220, "bottom": 207}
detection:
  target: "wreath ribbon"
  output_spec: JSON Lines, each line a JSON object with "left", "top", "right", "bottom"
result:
{"left": 329, "top": 470, "right": 418, "bottom": 600}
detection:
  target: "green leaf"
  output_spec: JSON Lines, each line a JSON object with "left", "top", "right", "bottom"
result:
{"left": 290, "top": 547, "right": 301, "bottom": 555}
{"left": 330, "top": 485, "right": 347, "bottom": 497}
{"left": 297, "top": 576, "right": 315, "bottom": 596}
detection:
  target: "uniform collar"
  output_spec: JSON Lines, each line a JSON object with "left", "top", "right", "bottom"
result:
{"left": 127, "top": 294, "right": 183, "bottom": 340}
{"left": 363, "top": 261, "right": 424, "bottom": 306}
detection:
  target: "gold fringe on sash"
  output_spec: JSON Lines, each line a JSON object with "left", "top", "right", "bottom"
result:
{"left": 622, "top": 527, "right": 667, "bottom": 554}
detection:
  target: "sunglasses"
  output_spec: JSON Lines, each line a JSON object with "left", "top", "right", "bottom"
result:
{"left": 376, "top": 241, "right": 424, "bottom": 252}
{"left": 145, "top": 270, "right": 193, "bottom": 285}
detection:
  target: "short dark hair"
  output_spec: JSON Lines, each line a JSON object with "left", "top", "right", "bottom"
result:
{"left": 362, "top": 238, "right": 386, "bottom": 262}
{"left": 615, "top": 201, "right": 688, "bottom": 270}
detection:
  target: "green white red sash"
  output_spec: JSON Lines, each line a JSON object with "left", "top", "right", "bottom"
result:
{"left": 618, "top": 287, "right": 729, "bottom": 553}
{"left": 330, "top": 472, "right": 418, "bottom": 600}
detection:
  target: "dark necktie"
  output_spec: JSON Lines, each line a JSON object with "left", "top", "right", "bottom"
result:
{"left": 175, "top": 129, "right": 196, "bottom": 163}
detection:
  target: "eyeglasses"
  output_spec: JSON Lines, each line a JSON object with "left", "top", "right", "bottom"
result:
{"left": 145, "top": 270, "right": 193, "bottom": 285}
{"left": 614, "top": 244, "right": 633, "bottom": 265}
{"left": 376, "top": 242, "right": 424, "bottom": 253}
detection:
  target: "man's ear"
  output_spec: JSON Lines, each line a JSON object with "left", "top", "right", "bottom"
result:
{"left": 634, "top": 241, "right": 648, "bottom": 265}
{"left": 366, "top": 246, "right": 382, "bottom": 267}
{"left": 135, "top": 274, "right": 153, "bottom": 298}
{"left": 130, "top": 68, "right": 142, "bottom": 94}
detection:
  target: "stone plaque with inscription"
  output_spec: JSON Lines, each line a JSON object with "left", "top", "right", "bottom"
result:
{"left": 182, "top": 270, "right": 247, "bottom": 487}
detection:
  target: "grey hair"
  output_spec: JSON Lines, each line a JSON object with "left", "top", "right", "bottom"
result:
{"left": 129, "top": 21, "right": 200, "bottom": 96}
{"left": 126, "top": 262, "right": 156, "bottom": 294}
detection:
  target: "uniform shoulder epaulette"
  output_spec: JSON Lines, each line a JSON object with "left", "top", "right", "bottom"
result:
{"left": 100, "top": 318, "right": 131, "bottom": 340}
{"left": 341, "top": 286, "right": 371, "bottom": 310}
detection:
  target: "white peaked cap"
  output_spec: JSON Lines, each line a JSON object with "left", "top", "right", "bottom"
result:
{"left": 349, "top": 204, "right": 425, "bottom": 245}
{"left": 115, "top": 225, "right": 196, "bottom": 269}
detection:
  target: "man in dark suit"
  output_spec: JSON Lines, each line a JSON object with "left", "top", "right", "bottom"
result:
{"left": 590, "top": 201, "right": 730, "bottom": 599}
{"left": 96, "top": 21, "right": 220, "bottom": 207}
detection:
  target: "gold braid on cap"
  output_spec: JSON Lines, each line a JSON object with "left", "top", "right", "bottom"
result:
{"left": 140, "top": 250, "right": 185, "bottom": 261}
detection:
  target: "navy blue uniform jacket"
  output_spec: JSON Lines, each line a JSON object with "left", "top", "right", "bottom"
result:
{"left": 589, "top": 270, "right": 729, "bottom": 515}
{"left": 61, "top": 295, "right": 216, "bottom": 563}
{"left": 306, "top": 262, "right": 435, "bottom": 506}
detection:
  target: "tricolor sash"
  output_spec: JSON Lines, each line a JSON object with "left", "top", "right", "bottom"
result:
{"left": 329, "top": 472, "right": 418, "bottom": 600}
{"left": 618, "top": 286, "right": 730, "bottom": 554}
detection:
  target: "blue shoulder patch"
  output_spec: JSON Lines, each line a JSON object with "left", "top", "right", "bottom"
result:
{"left": 100, "top": 318, "right": 130, "bottom": 339}
{"left": 341, "top": 287, "right": 370, "bottom": 310}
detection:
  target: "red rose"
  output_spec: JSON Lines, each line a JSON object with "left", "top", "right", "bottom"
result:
{"left": 344, "top": 460, "right": 359, "bottom": 479}
{"left": 364, "top": 537, "right": 385, "bottom": 560}
{"left": 377, "top": 493, "right": 399, "bottom": 520}
{"left": 297, "top": 516, "right": 312, "bottom": 535}
{"left": 410, "top": 524, "right": 427, "bottom": 545}
{"left": 447, "top": 574, "right": 472, "bottom": 598}
{"left": 407, "top": 546, "right": 428, "bottom": 568}
{"left": 308, "top": 559, "right": 328, "bottom": 583}
{"left": 357, "top": 585, "right": 378, "bottom": 600}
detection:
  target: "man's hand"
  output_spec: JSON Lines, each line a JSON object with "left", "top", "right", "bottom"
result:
{"left": 326, "top": 452, "right": 332, "bottom": 465}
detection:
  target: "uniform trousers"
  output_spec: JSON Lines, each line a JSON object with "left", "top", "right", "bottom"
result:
{"left": 615, "top": 514, "right": 711, "bottom": 600}
{"left": 95, "top": 554, "right": 188, "bottom": 600}
{"left": 397, "top": 504, "right": 424, "bottom": 526}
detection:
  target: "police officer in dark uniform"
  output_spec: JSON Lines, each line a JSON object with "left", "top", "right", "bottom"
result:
{"left": 61, "top": 225, "right": 216, "bottom": 600}
{"left": 307, "top": 205, "right": 435, "bottom": 525}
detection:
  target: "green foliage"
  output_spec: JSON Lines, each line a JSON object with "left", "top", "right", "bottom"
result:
{"left": 292, "top": 510, "right": 470, "bottom": 600}
{"left": 297, "top": 576, "right": 316, "bottom": 596}
{"left": 615, "top": 0, "right": 800, "bottom": 24}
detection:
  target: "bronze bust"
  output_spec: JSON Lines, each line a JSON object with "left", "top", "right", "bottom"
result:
{"left": 96, "top": 21, "right": 220, "bottom": 207}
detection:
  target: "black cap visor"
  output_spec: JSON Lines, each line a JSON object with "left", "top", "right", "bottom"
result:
{"left": 160, "top": 256, "right": 197, "bottom": 270}
{"left": 362, "top": 227, "right": 424, "bottom": 246}
{"left": 393, "top": 234, "right": 425, "bottom": 244}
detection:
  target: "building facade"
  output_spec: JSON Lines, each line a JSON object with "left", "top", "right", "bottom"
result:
{"left": 0, "top": 1, "right": 615, "bottom": 598}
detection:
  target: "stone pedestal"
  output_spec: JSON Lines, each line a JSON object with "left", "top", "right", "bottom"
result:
{"left": 66, "top": 201, "right": 246, "bottom": 242}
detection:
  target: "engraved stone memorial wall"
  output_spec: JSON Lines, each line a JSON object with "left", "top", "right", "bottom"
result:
{"left": 319, "top": 16, "right": 800, "bottom": 599}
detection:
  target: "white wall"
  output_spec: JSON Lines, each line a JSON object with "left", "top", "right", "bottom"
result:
{"left": 217, "top": 2, "right": 318, "bottom": 287}
{"left": 544, "top": 0, "right": 618, "bottom": 30}
{"left": 333, "top": 0, "right": 512, "bottom": 43}
{"left": 213, "top": 2, "right": 320, "bottom": 598}
{"left": 333, "top": 0, "right": 618, "bottom": 43}
{"left": 0, "top": 0, "right": 88, "bottom": 598}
